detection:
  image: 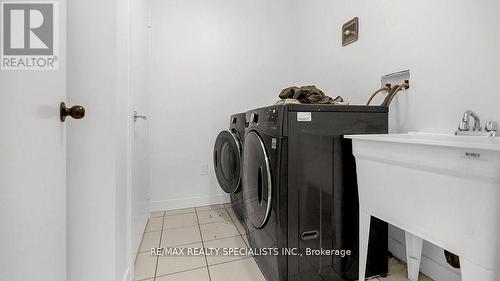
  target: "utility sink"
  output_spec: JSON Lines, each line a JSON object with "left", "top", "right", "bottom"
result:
{"left": 346, "top": 133, "right": 500, "bottom": 281}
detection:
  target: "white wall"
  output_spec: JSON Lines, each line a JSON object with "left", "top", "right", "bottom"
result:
{"left": 148, "top": 0, "right": 300, "bottom": 211}
{"left": 115, "top": 0, "right": 133, "bottom": 279}
{"left": 293, "top": 0, "right": 500, "bottom": 280}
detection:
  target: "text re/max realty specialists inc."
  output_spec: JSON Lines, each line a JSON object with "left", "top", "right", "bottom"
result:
{"left": 151, "top": 247, "right": 352, "bottom": 257}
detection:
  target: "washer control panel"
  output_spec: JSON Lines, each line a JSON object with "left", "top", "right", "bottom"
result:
{"left": 264, "top": 108, "right": 279, "bottom": 124}
{"left": 246, "top": 106, "right": 282, "bottom": 136}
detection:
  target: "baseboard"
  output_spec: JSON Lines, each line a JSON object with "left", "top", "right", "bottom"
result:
{"left": 389, "top": 236, "right": 461, "bottom": 281}
{"left": 150, "top": 194, "right": 230, "bottom": 211}
{"left": 120, "top": 267, "right": 131, "bottom": 281}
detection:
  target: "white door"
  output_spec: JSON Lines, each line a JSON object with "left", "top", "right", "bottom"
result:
{"left": 130, "top": 0, "right": 151, "bottom": 255}
{"left": 0, "top": 1, "right": 67, "bottom": 281}
{"left": 131, "top": 111, "right": 150, "bottom": 253}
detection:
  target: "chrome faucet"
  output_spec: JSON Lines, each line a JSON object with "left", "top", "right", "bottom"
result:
{"left": 456, "top": 110, "right": 497, "bottom": 136}
{"left": 459, "top": 110, "right": 481, "bottom": 131}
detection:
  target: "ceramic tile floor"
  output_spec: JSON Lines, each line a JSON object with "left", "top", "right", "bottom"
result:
{"left": 134, "top": 203, "right": 260, "bottom": 281}
{"left": 135, "top": 204, "right": 433, "bottom": 281}
{"left": 377, "top": 258, "right": 434, "bottom": 281}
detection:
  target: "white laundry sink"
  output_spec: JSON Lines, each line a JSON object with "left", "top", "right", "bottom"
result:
{"left": 346, "top": 133, "right": 500, "bottom": 281}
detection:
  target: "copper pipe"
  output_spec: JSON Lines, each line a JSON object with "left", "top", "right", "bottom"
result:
{"left": 366, "top": 84, "right": 391, "bottom": 106}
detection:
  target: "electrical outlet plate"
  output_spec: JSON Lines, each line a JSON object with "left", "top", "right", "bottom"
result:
{"left": 342, "top": 17, "right": 359, "bottom": 46}
{"left": 201, "top": 164, "right": 208, "bottom": 175}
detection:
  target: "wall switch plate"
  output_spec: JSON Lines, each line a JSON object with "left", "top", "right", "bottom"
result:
{"left": 342, "top": 17, "right": 359, "bottom": 46}
{"left": 201, "top": 164, "right": 208, "bottom": 175}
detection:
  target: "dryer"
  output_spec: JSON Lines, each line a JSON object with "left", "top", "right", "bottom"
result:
{"left": 242, "top": 104, "right": 388, "bottom": 281}
{"left": 214, "top": 113, "right": 246, "bottom": 222}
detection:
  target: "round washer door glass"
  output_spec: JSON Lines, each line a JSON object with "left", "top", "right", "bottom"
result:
{"left": 214, "top": 130, "right": 242, "bottom": 194}
{"left": 243, "top": 131, "right": 272, "bottom": 229}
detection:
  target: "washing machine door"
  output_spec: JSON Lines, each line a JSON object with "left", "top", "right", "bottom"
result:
{"left": 214, "top": 130, "right": 242, "bottom": 194}
{"left": 243, "top": 131, "right": 272, "bottom": 229}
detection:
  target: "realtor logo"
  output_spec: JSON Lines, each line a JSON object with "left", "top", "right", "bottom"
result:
{"left": 1, "top": 1, "right": 59, "bottom": 70}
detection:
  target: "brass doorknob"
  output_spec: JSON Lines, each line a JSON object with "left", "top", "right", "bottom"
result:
{"left": 60, "top": 102, "right": 85, "bottom": 122}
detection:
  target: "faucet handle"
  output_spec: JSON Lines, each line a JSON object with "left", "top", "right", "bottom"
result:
{"left": 485, "top": 121, "right": 498, "bottom": 132}
{"left": 458, "top": 120, "right": 469, "bottom": 131}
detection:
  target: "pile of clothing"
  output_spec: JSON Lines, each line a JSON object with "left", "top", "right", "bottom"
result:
{"left": 276, "top": 85, "right": 348, "bottom": 105}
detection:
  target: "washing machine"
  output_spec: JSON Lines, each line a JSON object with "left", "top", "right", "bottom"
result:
{"left": 214, "top": 113, "right": 246, "bottom": 222}
{"left": 242, "top": 104, "right": 389, "bottom": 281}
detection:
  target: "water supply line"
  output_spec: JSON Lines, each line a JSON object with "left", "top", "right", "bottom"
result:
{"left": 379, "top": 84, "right": 400, "bottom": 106}
{"left": 366, "top": 84, "right": 391, "bottom": 106}
{"left": 381, "top": 80, "right": 410, "bottom": 107}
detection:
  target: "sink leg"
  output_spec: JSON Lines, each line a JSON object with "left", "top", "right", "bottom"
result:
{"left": 405, "top": 231, "right": 423, "bottom": 281}
{"left": 359, "top": 212, "right": 371, "bottom": 281}
{"left": 461, "top": 258, "right": 496, "bottom": 281}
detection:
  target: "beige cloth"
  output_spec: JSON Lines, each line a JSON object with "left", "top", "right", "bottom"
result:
{"left": 274, "top": 98, "right": 302, "bottom": 105}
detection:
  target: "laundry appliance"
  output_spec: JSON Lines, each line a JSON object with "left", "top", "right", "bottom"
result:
{"left": 242, "top": 104, "right": 388, "bottom": 281}
{"left": 214, "top": 113, "right": 246, "bottom": 222}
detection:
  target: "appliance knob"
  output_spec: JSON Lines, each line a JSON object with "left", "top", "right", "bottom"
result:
{"left": 485, "top": 121, "right": 498, "bottom": 132}
{"left": 250, "top": 113, "right": 259, "bottom": 124}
